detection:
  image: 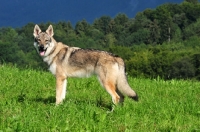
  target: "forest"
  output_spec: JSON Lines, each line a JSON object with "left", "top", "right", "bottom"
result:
{"left": 0, "top": 0, "right": 200, "bottom": 80}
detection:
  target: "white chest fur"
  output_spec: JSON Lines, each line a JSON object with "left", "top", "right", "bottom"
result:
{"left": 49, "top": 63, "right": 57, "bottom": 75}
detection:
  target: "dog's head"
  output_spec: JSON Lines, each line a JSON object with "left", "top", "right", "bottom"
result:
{"left": 33, "top": 25, "right": 54, "bottom": 57}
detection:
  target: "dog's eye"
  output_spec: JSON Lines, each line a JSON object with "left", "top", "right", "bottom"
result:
{"left": 37, "top": 39, "right": 41, "bottom": 42}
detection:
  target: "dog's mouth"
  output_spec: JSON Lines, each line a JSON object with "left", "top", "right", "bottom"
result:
{"left": 39, "top": 46, "right": 47, "bottom": 56}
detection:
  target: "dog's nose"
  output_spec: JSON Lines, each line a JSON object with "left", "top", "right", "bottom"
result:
{"left": 39, "top": 45, "right": 44, "bottom": 48}
{"left": 39, "top": 45, "right": 45, "bottom": 51}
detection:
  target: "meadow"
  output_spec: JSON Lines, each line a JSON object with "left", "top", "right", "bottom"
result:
{"left": 0, "top": 65, "right": 199, "bottom": 132}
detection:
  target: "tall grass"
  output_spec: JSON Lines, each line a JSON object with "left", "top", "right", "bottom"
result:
{"left": 0, "top": 65, "right": 199, "bottom": 131}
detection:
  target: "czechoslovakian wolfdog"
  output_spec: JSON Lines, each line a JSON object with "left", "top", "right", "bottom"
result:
{"left": 33, "top": 25, "right": 138, "bottom": 105}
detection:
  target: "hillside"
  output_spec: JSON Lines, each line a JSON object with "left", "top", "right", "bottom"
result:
{"left": 0, "top": 65, "right": 199, "bottom": 131}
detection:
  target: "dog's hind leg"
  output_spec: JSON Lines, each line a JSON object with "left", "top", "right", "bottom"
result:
{"left": 97, "top": 65, "right": 120, "bottom": 105}
{"left": 98, "top": 76, "right": 120, "bottom": 104}
{"left": 105, "top": 80, "right": 120, "bottom": 104}
{"left": 56, "top": 76, "right": 66, "bottom": 105}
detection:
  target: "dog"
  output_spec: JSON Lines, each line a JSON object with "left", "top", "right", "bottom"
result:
{"left": 33, "top": 24, "right": 138, "bottom": 105}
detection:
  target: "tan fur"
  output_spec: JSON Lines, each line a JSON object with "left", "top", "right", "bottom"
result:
{"left": 33, "top": 25, "right": 138, "bottom": 105}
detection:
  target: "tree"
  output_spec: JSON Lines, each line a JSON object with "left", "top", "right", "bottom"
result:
{"left": 170, "top": 57, "right": 195, "bottom": 79}
{"left": 114, "top": 13, "right": 129, "bottom": 25}
{"left": 154, "top": 4, "right": 174, "bottom": 43}
{"left": 181, "top": 1, "right": 200, "bottom": 23}
{"left": 130, "top": 12, "right": 151, "bottom": 32}
{"left": 185, "top": 0, "right": 198, "bottom": 4}
{"left": 126, "top": 29, "right": 150, "bottom": 45}
{"left": 148, "top": 19, "right": 161, "bottom": 44}
{"left": 112, "top": 14, "right": 130, "bottom": 46}
{"left": 173, "top": 13, "right": 187, "bottom": 30}
{"left": 183, "top": 18, "right": 200, "bottom": 39}
{"left": 75, "top": 19, "right": 90, "bottom": 37}
{"left": 93, "top": 16, "right": 112, "bottom": 34}
{"left": 0, "top": 41, "right": 20, "bottom": 64}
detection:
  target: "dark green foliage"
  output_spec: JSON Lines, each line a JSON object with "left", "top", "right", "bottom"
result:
{"left": 0, "top": 1, "right": 200, "bottom": 79}
{"left": 93, "top": 16, "right": 112, "bottom": 35}
{"left": 170, "top": 57, "right": 195, "bottom": 79}
{"left": 185, "top": 0, "right": 199, "bottom": 4}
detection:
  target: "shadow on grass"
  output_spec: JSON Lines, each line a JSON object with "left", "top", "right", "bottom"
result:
{"left": 18, "top": 94, "right": 26, "bottom": 102}
{"left": 96, "top": 101, "right": 113, "bottom": 111}
{"left": 31, "top": 96, "right": 55, "bottom": 104}
{"left": 17, "top": 94, "right": 55, "bottom": 104}
{"left": 19, "top": 94, "right": 113, "bottom": 110}
{"left": 70, "top": 97, "right": 113, "bottom": 111}
{"left": 96, "top": 97, "right": 113, "bottom": 111}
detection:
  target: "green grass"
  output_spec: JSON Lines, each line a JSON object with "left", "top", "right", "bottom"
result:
{"left": 0, "top": 65, "right": 200, "bottom": 132}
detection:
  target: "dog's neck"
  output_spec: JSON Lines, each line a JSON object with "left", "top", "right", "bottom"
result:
{"left": 43, "top": 39, "right": 68, "bottom": 66}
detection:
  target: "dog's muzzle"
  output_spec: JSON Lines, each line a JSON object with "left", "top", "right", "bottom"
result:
{"left": 38, "top": 45, "right": 47, "bottom": 56}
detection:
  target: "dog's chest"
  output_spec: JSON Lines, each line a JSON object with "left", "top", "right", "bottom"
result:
{"left": 49, "top": 63, "right": 57, "bottom": 75}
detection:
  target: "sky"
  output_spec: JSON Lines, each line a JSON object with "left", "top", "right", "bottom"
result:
{"left": 0, "top": 0, "right": 183, "bottom": 28}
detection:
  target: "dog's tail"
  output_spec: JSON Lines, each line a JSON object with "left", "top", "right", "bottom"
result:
{"left": 116, "top": 63, "right": 138, "bottom": 101}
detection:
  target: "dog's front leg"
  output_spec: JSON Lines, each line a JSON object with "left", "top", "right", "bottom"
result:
{"left": 56, "top": 76, "right": 67, "bottom": 105}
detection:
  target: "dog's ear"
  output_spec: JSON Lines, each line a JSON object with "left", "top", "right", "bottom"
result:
{"left": 46, "top": 25, "right": 54, "bottom": 37}
{"left": 33, "top": 25, "right": 41, "bottom": 37}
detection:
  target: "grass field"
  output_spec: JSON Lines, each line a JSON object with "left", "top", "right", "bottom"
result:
{"left": 0, "top": 65, "right": 200, "bottom": 132}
